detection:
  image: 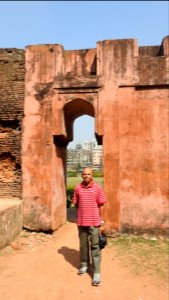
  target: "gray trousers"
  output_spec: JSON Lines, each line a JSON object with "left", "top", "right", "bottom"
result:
{"left": 78, "top": 226, "right": 101, "bottom": 274}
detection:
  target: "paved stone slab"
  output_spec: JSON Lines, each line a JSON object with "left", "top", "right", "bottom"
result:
{"left": 0, "top": 198, "right": 23, "bottom": 250}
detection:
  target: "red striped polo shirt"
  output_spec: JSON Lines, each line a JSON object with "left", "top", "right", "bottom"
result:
{"left": 73, "top": 180, "right": 106, "bottom": 226}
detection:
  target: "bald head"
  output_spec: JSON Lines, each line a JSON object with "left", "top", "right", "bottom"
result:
{"left": 82, "top": 167, "right": 93, "bottom": 185}
{"left": 82, "top": 167, "right": 93, "bottom": 175}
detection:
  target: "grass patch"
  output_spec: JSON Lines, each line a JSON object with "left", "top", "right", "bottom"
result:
{"left": 67, "top": 176, "right": 103, "bottom": 187}
{"left": 108, "top": 235, "right": 169, "bottom": 282}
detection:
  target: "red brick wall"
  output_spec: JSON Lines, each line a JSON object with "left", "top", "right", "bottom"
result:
{"left": 0, "top": 49, "right": 25, "bottom": 198}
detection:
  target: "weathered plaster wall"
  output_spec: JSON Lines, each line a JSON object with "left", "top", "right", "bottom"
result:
{"left": 0, "top": 36, "right": 168, "bottom": 235}
{"left": 22, "top": 45, "right": 68, "bottom": 231}
{"left": 22, "top": 45, "right": 99, "bottom": 230}
{"left": 118, "top": 87, "right": 168, "bottom": 233}
{"left": 97, "top": 37, "right": 169, "bottom": 233}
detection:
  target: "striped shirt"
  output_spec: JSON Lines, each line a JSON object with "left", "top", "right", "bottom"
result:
{"left": 73, "top": 180, "right": 106, "bottom": 226}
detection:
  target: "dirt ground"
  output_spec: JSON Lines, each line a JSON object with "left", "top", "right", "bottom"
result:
{"left": 0, "top": 213, "right": 168, "bottom": 300}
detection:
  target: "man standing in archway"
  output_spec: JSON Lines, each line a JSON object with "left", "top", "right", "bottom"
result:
{"left": 73, "top": 167, "right": 106, "bottom": 286}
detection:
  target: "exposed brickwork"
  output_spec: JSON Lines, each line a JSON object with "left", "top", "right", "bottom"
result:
{"left": 139, "top": 45, "right": 162, "bottom": 57}
{"left": 0, "top": 49, "right": 25, "bottom": 198}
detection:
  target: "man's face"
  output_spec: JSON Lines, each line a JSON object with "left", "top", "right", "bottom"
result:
{"left": 82, "top": 168, "right": 93, "bottom": 184}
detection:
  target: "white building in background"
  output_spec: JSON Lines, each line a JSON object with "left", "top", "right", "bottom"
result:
{"left": 67, "top": 139, "right": 103, "bottom": 171}
{"left": 92, "top": 147, "right": 102, "bottom": 167}
{"left": 83, "top": 139, "right": 97, "bottom": 150}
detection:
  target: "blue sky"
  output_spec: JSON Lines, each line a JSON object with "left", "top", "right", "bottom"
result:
{"left": 0, "top": 1, "right": 168, "bottom": 147}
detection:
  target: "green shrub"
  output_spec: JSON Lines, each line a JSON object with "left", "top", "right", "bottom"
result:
{"left": 67, "top": 171, "right": 77, "bottom": 177}
{"left": 66, "top": 185, "right": 75, "bottom": 207}
{"left": 93, "top": 170, "right": 103, "bottom": 177}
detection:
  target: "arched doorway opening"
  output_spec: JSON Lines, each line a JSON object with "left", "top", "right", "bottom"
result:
{"left": 64, "top": 98, "right": 94, "bottom": 143}
{"left": 63, "top": 99, "right": 103, "bottom": 222}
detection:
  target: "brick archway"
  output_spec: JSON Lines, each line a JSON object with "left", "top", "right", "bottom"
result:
{"left": 22, "top": 37, "right": 169, "bottom": 234}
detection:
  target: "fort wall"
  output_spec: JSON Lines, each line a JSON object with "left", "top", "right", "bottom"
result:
{"left": 0, "top": 36, "right": 168, "bottom": 244}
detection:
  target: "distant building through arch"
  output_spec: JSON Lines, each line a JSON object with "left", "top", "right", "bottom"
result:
{"left": 67, "top": 138, "right": 102, "bottom": 172}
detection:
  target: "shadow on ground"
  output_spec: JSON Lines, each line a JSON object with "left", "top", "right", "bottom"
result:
{"left": 58, "top": 246, "right": 79, "bottom": 270}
